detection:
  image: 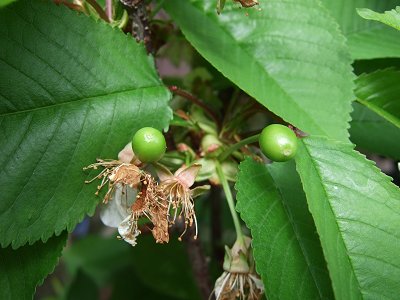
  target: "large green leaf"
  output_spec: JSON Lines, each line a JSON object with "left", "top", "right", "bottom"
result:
{"left": 236, "top": 159, "right": 333, "bottom": 299}
{"left": 350, "top": 102, "right": 400, "bottom": 160}
{"left": 295, "top": 137, "right": 400, "bottom": 299}
{"left": 357, "top": 6, "right": 400, "bottom": 31}
{"left": 0, "top": 232, "right": 67, "bottom": 300}
{"left": 355, "top": 69, "right": 400, "bottom": 128}
{"left": 163, "top": 0, "right": 354, "bottom": 142}
{"left": 321, "top": 0, "right": 400, "bottom": 59}
{"left": 0, "top": 1, "right": 171, "bottom": 248}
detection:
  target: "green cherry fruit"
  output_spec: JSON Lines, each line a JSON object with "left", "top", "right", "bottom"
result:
{"left": 259, "top": 124, "right": 298, "bottom": 162}
{"left": 132, "top": 127, "right": 166, "bottom": 163}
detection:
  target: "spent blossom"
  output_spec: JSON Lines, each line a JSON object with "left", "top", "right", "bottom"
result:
{"left": 155, "top": 163, "right": 210, "bottom": 240}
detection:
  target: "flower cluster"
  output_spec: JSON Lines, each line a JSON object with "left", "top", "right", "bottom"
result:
{"left": 83, "top": 143, "right": 209, "bottom": 246}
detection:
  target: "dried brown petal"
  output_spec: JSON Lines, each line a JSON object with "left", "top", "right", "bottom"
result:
{"left": 175, "top": 163, "right": 201, "bottom": 188}
{"left": 84, "top": 160, "right": 141, "bottom": 203}
{"left": 84, "top": 158, "right": 170, "bottom": 246}
{"left": 118, "top": 143, "right": 135, "bottom": 163}
{"left": 132, "top": 174, "right": 170, "bottom": 244}
{"left": 109, "top": 164, "right": 141, "bottom": 188}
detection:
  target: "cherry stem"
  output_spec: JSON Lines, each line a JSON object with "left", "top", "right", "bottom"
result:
{"left": 105, "top": 0, "right": 113, "bottom": 21}
{"left": 168, "top": 86, "right": 220, "bottom": 128}
{"left": 215, "top": 160, "right": 245, "bottom": 246}
{"left": 53, "top": 0, "right": 84, "bottom": 11}
{"left": 218, "top": 134, "right": 260, "bottom": 161}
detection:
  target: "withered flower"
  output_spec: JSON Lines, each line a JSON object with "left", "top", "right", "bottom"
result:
{"left": 155, "top": 163, "right": 210, "bottom": 240}
{"left": 83, "top": 144, "right": 170, "bottom": 246}
{"left": 83, "top": 159, "right": 141, "bottom": 204}
{"left": 213, "top": 237, "right": 264, "bottom": 300}
{"left": 118, "top": 173, "right": 169, "bottom": 246}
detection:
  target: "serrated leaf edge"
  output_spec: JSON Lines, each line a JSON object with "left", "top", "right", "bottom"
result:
{"left": 164, "top": 0, "right": 355, "bottom": 142}
{"left": 235, "top": 158, "right": 328, "bottom": 299}
{"left": 1, "top": 1, "right": 172, "bottom": 249}
{"left": 32, "top": 232, "right": 68, "bottom": 298}
{"left": 296, "top": 139, "right": 362, "bottom": 297}
{"left": 296, "top": 136, "right": 400, "bottom": 298}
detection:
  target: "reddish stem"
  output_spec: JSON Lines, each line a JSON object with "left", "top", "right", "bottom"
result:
{"left": 105, "top": 0, "right": 113, "bottom": 21}
{"left": 169, "top": 86, "right": 220, "bottom": 128}
{"left": 86, "top": 0, "right": 110, "bottom": 22}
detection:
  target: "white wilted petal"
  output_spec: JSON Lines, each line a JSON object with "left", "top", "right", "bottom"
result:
{"left": 214, "top": 271, "right": 230, "bottom": 300}
{"left": 249, "top": 274, "right": 265, "bottom": 294}
{"left": 100, "top": 184, "right": 136, "bottom": 228}
{"left": 118, "top": 215, "right": 140, "bottom": 247}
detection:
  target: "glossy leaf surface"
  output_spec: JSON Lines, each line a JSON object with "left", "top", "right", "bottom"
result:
{"left": 236, "top": 159, "right": 333, "bottom": 299}
{"left": 0, "top": 233, "right": 67, "bottom": 300}
{"left": 163, "top": 0, "right": 354, "bottom": 142}
{"left": 355, "top": 69, "right": 400, "bottom": 128}
{"left": 296, "top": 137, "right": 400, "bottom": 299}
{"left": 321, "top": 0, "right": 400, "bottom": 59}
{"left": 0, "top": 1, "right": 172, "bottom": 248}
{"left": 349, "top": 102, "right": 400, "bottom": 160}
{"left": 357, "top": 6, "right": 400, "bottom": 31}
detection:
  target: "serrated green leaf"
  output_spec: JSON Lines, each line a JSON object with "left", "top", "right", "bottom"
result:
{"left": 321, "top": 0, "right": 400, "bottom": 59}
{"left": 0, "top": 232, "right": 67, "bottom": 300}
{"left": 295, "top": 137, "right": 400, "bottom": 299}
{"left": 355, "top": 69, "right": 400, "bottom": 128}
{"left": 236, "top": 159, "right": 333, "bottom": 299}
{"left": 163, "top": 0, "right": 354, "bottom": 142}
{"left": 350, "top": 102, "right": 400, "bottom": 160}
{"left": 357, "top": 7, "right": 400, "bottom": 31}
{"left": 0, "top": 1, "right": 171, "bottom": 248}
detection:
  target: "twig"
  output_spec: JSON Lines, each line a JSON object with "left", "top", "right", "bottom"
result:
{"left": 105, "top": 0, "right": 113, "bottom": 21}
{"left": 218, "top": 134, "right": 260, "bottom": 161}
{"left": 86, "top": 0, "right": 110, "bottom": 22}
{"left": 53, "top": 0, "right": 84, "bottom": 11}
{"left": 122, "top": 0, "right": 153, "bottom": 53}
{"left": 182, "top": 226, "right": 213, "bottom": 300}
{"left": 54, "top": 0, "right": 109, "bottom": 22}
{"left": 169, "top": 86, "right": 220, "bottom": 128}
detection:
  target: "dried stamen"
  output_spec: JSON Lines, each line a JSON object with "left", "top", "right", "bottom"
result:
{"left": 83, "top": 159, "right": 141, "bottom": 203}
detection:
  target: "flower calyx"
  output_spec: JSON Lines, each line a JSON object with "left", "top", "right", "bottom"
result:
{"left": 213, "top": 236, "right": 264, "bottom": 300}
